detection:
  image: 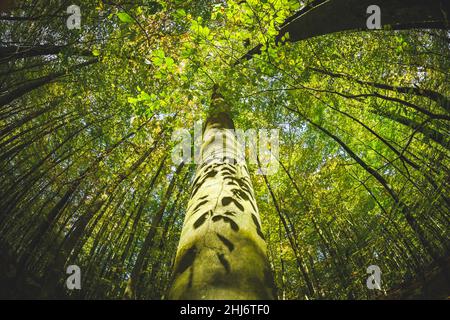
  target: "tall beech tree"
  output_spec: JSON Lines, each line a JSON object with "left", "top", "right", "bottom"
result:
{"left": 169, "top": 87, "right": 276, "bottom": 299}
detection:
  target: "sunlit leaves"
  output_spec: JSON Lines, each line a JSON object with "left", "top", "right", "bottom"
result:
{"left": 117, "top": 12, "right": 134, "bottom": 23}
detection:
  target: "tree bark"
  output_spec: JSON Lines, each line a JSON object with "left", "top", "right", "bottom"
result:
{"left": 309, "top": 67, "right": 450, "bottom": 113}
{"left": 0, "top": 58, "right": 97, "bottom": 107}
{"left": 168, "top": 88, "right": 276, "bottom": 299}
{"left": 124, "top": 162, "right": 184, "bottom": 299}
{"left": 0, "top": 45, "right": 92, "bottom": 61}
{"left": 239, "top": 0, "right": 450, "bottom": 62}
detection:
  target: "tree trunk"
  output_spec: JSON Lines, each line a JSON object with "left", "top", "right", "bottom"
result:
{"left": 124, "top": 162, "right": 184, "bottom": 299}
{"left": 279, "top": 0, "right": 450, "bottom": 43}
{"left": 168, "top": 88, "right": 276, "bottom": 299}
{"left": 239, "top": 0, "right": 450, "bottom": 62}
{"left": 0, "top": 58, "right": 97, "bottom": 107}
{"left": 0, "top": 45, "right": 92, "bottom": 61}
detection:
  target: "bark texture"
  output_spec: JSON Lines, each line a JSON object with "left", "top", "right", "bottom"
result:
{"left": 240, "top": 0, "right": 450, "bottom": 62}
{"left": 168, "top": 89, "right": 276, "bottom": 299}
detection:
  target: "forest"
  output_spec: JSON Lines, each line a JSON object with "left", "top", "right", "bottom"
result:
{"left": 0, "top": 0, "right": 449, "bottom": 300}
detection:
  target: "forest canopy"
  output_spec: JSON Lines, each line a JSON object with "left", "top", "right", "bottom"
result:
{"left": 0, "top": 0, "right": 449, "bottom": 300}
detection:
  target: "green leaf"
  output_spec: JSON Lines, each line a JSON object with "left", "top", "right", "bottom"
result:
{"left": 117, "top": 12, "right": 134, "bottom": 23}
{"left": 127, "top": 97, "right": 138, "bottom": 104}
{"left": 174, "top": 9, "right": 186, "bottom": 18}
{"left": 139, "top": 91, "right": 151, "bottom": 101}
{"left": 152, "top": 56, "right": 164, "bottom": 66}
{"left": 165, "top": 57, "right": 175, "bottom": 69}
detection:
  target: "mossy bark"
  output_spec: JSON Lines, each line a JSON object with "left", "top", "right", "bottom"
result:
{"left": 168, "top": 90, "right": 276, "bottom": 300}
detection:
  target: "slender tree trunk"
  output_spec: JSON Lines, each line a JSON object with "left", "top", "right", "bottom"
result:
{"left": 0, "top": 45, "right": 91, "bottom": 61}
{"left": 168, "top": 88, "right": 276, "bottom": 299}
{"left": 0, "top": 59, "right": 97, "bottom": 107}
{"left": 309, "top": 67, "right": 450, "bottom": 113}
{"left": 300, "top": 109, "right": 442, "bottom": 262}
{"left": 260, "top": 163, "right": 315, "bottom": 298}
{"left": 372, "top": 109, "right": 449, "bottom": 149}
{"left": 124, "top": 162, "right": 184, "bottom": 299}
